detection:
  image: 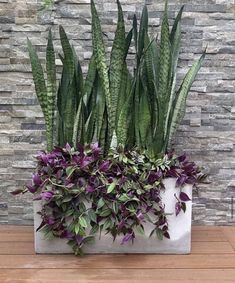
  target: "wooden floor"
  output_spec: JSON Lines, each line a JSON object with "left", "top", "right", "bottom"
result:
{"left": 0, "top": 226, "right": 235, "bottom": 282}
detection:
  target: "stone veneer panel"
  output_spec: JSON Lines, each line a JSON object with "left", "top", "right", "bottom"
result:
{"left": 0, "top": 0, "right": 234, "bottom": 225}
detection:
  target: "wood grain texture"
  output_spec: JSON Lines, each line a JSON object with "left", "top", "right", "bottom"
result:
{"left": 222, "top": 227, "right": 235, "bottom": 251}
{"left": 1, "top": 269, "right": 235, "bottom": 282}
{"left": 0, "top": 226, "right": 235, "bottom": 283}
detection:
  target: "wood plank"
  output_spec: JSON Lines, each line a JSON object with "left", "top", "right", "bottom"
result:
{"left": 0, "top": 226, "right": 33, "bottom": 232}
{"left": 222, "top": 227, "right": 235, "bottom": 251}
{"left": 0, "top": 241, "right": 233, "bottom": 255}
{"left": 191, "top": 226, "right": 221, "bottom": 231}
{"left": 191, "top": 241, "right": 235, "bottom": 254}
{"left": 0, "top": 232, "right": 34, "bottom": 242}
{"left": 1, "top": 254, "right": 235, "bottom": 269}
{"left": 0, "top": 242, "right": 34, "bottom": 255}
{"left": 1, "top": 269, "right": 235, "bottom": 282}
{"left": 191, "top": 230, "right": 225, "bottom": 242}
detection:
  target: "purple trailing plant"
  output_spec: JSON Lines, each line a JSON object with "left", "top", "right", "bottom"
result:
{"left": 12, "top": 143, "right": 206, "bottom": 255}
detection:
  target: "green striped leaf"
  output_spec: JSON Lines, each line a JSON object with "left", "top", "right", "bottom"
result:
{"left": 117, "top": 85, "right": 134, "bottom": 146}
{"left": 124, "top": 28, "right": 133, "bottom": 60}
{"left": 91, "top": 0, "right": 112, "bottom": 149}
{"left": 167, "top": 52, "right": 205, "bottom": 147}
{"left": 27, "top": 38, "right": 48, "bottom": 125}
{"left": 59, "top": 25, "right": 75, "bottom": 80}
{"left": 84, "top": 55, "right": 97, "bottom": 104}
{"left": 137, "top": 5, "right": 148, "bottom": 66}
{"left": 144, "top": 34, "right": 159, "bottom": 131}
{"left": 116, "top": 63, "right": 130, "bottom": 125}
{"left": 109, "top": 0, "right": 126, "bottom": 141}
{"left": 164, "top": 6, "right": 184, "bottom": 148}
{"left": 133, "top": 14, "right": 138, "bottom": 55}
{"left": 46, "top": 29, "right": 56, "bottom": 152}
{"left": 156, "top": 1, "right": 171, "bottom": 153}
{"left": 139, "top": 86, "right": 151, "bottom": 147}
{"left": 72, "top": 98, "right": 85, "bottom": 146}
{"left": 95, "top": 75, "right": 106, "bottom": 142}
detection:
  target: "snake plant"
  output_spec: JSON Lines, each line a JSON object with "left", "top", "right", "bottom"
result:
{"left": 27, "top": 29, "right": 56, "bottom": 152}
{"left": 28, "top": 0, "right": 204, "bottom": 157}
{"left": 116, "top": 1, "right": 205, "bottom": 157}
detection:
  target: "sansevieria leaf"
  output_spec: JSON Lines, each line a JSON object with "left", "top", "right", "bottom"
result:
{"left": 58, "top": 27, "right": 79, "bottom": 146}
{"left": 167, "top": 52, "right": 205, "bottom": 148}
{"left": 164, "top": 6, "right": 184, "bottom": 146}
{"left": 27, "top": 37, "right": 51, "bottom": 151}
{"left": 84, "top": 55, "right": 97, "bottom": 105}
{"left": 46, "top": 29, "right": 56, "bottom": 152}
{"left": 137, "top": 5, "right": 148, "bottom": 66}
{"left": 27, "top": 38, "right": 48, "bottom": 124}
{"left": 109, "top": 0, "right": 125, "bottom": 144}
{"left": 91, "top": 0, "right": 112, "bottom": 149}
{"left": 156, "top": 0, "right": 171, "bottom": 153}
{"left": 59, "top": 26, "right": 75, "bottom": 80}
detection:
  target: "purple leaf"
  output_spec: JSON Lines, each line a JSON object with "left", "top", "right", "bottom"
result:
{"left": 121, "top": 232, "right": 135, "bottom": 245}
{"left": 179, "top": 192, "right": 191, "bottom": 202}
{"left": 175, "top": 202, "right": 181, "bottom": 216}
{"left": 148, "top": 171, "right": 162, "bottom": 184}
{"left": 91, "top": 142, "right": 101, "bottom": 158}
{"left": 178, "top": 153, "right": 187, "bottom": 163}
{"left": 32, "top": 173, "right": 42, "bottom": 186}
{"left": 136, "top": 211, "right": 145, "bottom": 222}
{"left": 99, "top": 160, "right": 110, "bottom": 172}
{"left": 47, "top": 217, "right": 55, "bottom": 225}
{"left": 176, "top": 175, "right": 187, "bottom": 187}
{"left": 164, "top": 231, "right": 170, "bottom": 239}
{"left": 166, "top": 168, "right": 178, "bottom": 178}
{"left": 86, "top": 185, "right": 95, "bottom": 193}
{"left": 61, "top": 230, "right": 74, "bottom": 239}
{"left": 79, "top": 156, "right": 93, "bottom": 168}
{"left": 75, "top": 235, "right": 83, "bottom": 245}
{"left": 40, "top": 191, "right": 54, "bottom": 201}
{"left": 26, "top": 182, "right": 37, "bottom": 194}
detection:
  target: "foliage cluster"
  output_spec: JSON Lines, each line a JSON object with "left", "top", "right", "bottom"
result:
{"left": 14, "top": 144, "right": 205, "bottom": 255}
{"left": 28, "top": 0, "right": 204, "bottom": 157}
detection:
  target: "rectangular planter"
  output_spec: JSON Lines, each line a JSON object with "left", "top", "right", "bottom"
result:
{"left": 34, "top": 178, "right": 192, "bottom": 254}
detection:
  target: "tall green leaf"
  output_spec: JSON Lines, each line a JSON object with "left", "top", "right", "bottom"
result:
{"left": 46, "top": 29, "right": 56, "bottom": 151}
{"left": 133, "top": 14, "right": 138, "bottom": 55}
{"left": 72, "top": 99, "right": 84, "bottom": 146}
{"left": 164, "top": 6, "right": 184, "bottom": 146}
{"left": 137, "top": 5, "right": 148, "bottom": 66}
{"left": 124, "top": 28, "right": 133, "bottom": 60}
{"left": 27, "top": 38, "right": 48, "bottom": 125}
{"left": 156, "top": 0, "right": 171, "bottom": 153}
{"left": 117, "top": 83, "right": 134, "bottom": 146}
{"left": 59, "top": 26, "right": 75, "bottom": 79}
{"left": 91, "top": 0, "right": 112, "bottom": 149}
{"left": 84, "top": 55, "right": 97, "bottom": 105}
{"left": 138, "top": 86, "right": 151, "bottom": 146}
{"left": 116, "top": 63, "right": 131, "bottom": 125}
{"left": 109, "top": 0, "right": 126, "bottom": 143}
{"left": 58, "top": 27, "right": 78, "bottom": 146}
{"left": 95, "top": 75, "right": 106, "bottom": 142}
{"left": 144, "top": 34, "right": 159, "bottom": 131}
{"left": 167, "top": 52, "right": 205, "bottom": 148}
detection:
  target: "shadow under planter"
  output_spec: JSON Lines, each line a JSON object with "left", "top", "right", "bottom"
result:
{"left": 34, "top": 178, "right": 192, "bottom": 254}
